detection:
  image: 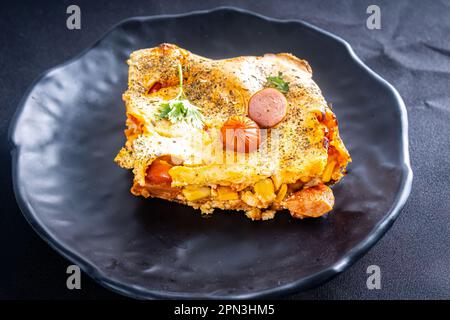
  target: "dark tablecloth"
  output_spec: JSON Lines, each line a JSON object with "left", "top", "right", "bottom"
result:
{"left": 1, "top": 0, "right": 449, "bottom": 299}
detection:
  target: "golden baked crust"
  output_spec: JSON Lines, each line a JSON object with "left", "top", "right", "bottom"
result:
{"left": 115, "top": 43, "right": 351, "bottom": 220}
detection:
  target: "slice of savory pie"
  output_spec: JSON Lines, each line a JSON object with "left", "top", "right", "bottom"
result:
{"left": 115, "top": 43, "right": 351, "bottom": 220}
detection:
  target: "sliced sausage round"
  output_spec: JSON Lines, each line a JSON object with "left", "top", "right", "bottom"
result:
{"left": 248, "top": 88, "right": 287, "bottom": 128}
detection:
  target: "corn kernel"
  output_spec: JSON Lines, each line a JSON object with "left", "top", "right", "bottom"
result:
{"left": 216, "top": 186, "right": 239, "bottom": 200}
{"left": 322, "top": 160, "right": 336, "bottom": 183}
{"left": 271, "top": 174, "right": 282, "bottom": 191}
{"left": 241, "top": 191, "right": 260, "bottom": 207}
{"left": 300, "top": 176, "right": 311, "bottom": 183}
{"left": 254, "top": 178, "right": 276, "bottom": 202}
{"left": 182, "top": 186, "right": 211, "bottom": 201}
{"left": 275, "top": 184, "right": 288, "bottom": 202}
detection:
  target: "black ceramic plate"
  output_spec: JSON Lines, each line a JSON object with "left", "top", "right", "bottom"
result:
{"left": 10, "top": 7, "right": 412, "bottom": 299}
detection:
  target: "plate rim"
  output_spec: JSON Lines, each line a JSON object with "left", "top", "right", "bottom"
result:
{"left": 8, "top": 6, "right": 413, "bottom": 299}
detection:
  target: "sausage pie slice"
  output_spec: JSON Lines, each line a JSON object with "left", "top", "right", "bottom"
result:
{"left": 115, "top": 44, "right": 351, "bottom": 220}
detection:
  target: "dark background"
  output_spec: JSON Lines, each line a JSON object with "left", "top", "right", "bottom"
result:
{"left": 1, "top": 0, "right": 449, "bottom": 299}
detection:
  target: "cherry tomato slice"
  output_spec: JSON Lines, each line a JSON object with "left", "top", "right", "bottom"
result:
{"left": 221, "top": 116, "right": 261, "bottom": 153}
{"left": 146, "top": 158, "right": 173, "bottom": 185}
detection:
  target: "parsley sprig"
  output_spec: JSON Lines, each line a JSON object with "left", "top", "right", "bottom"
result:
{"left": 266, "top": 72, "right": 289, "bottom": 93}
{"left": 157, "top": 64, "right": 204, "bottom": 128}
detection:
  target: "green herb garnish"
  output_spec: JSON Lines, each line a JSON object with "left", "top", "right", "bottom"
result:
{"left": 266, "top": 72, "right": 289, "bottom": 93}
{"left": 156, "top": 64, "right": 204, "bottom": 128}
